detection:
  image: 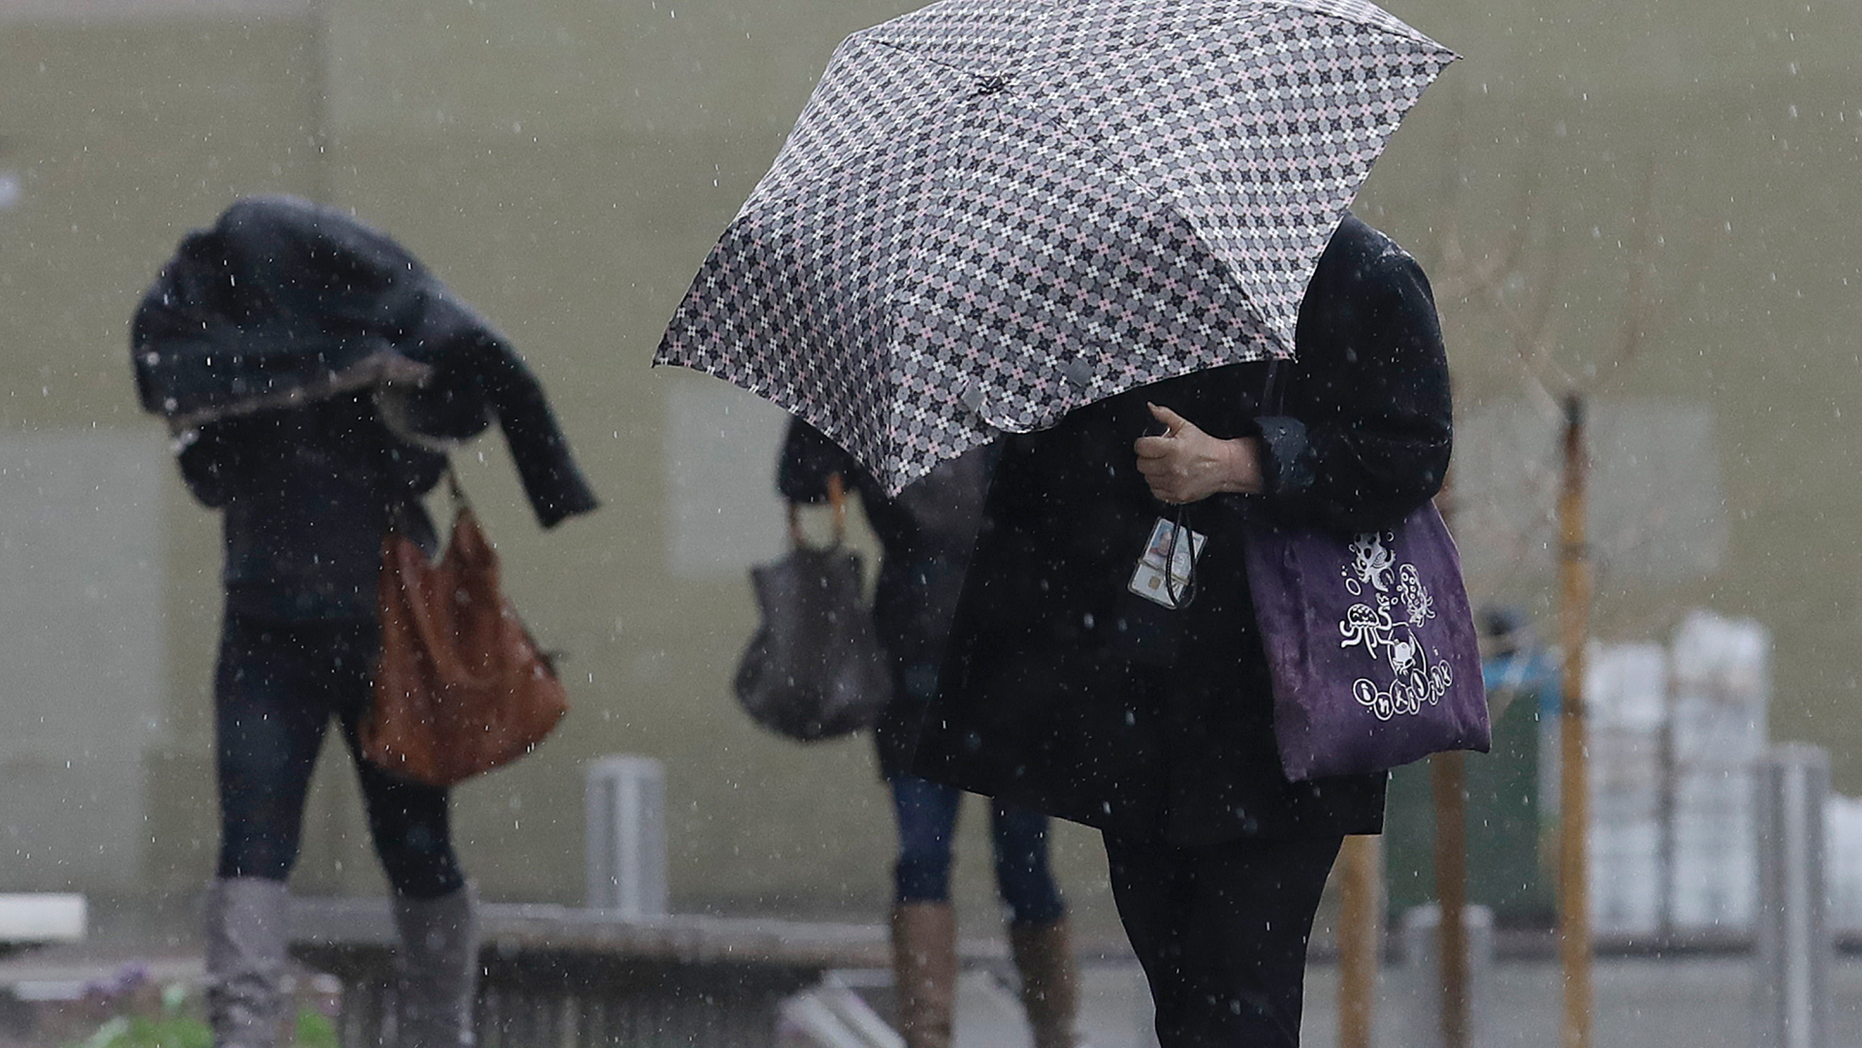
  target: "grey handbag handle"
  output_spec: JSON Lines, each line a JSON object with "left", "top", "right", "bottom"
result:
{"left": 1263, "top": 360, "right": 1288, "bottom": 415}
{"left": 786, "top": 472, "right": 848, "bottom": 549}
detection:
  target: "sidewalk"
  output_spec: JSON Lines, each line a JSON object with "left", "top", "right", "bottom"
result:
{"left": 11, "top": 937, "right": 1862, "bottom": 1047}
{"left": 958, "top": 954, "right": 1862, "bottom": 1048}
{"left": 1301, "top": 954, "right": 1862, "bottom": 1048}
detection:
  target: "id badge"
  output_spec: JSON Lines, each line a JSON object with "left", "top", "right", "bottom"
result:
{"left": 1128, "top": 516, "right": 1207, "bottom": 609}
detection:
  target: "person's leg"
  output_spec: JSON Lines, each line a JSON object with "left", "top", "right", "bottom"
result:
{"left": 381, "top": 878, "right": 478, "bottom": 1048}
{"left": 1102, "top": 830, "right": 1195, "bottom": 1042}
{"left": 1105, "top": 830, "right": 1343, "bottom": 1048}
{"left": 990, "top": 804, "right": 1064, "bottom": 925}
{"left": 991, "top": 804, "right": 1077, "bottom": 1048}
{"left": 209, "top": 616, "right": 337, "bottom": 1048}
{"left": 345, "top": 737, "right": 466, "bottom": 900}
{"left": 215, "top": 620, "right": 333, "bottom": 882}
{"left": 1175, "top": 835, "right": 1342, "bottom": 1046}
{"left": 889, "top": 774, "right": 963, "bottom": 1048}
{"left": 892, "top": 773, "right": 962, "bottom": 905}
{"left": 334, "top": 627, "right": 476, "bottom": 1048}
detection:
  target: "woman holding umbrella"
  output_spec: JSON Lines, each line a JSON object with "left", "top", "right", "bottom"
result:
{"left": 649, "top": 2, "right": 1463, "bottom": 1042}
{"left": 132, "top": 196, "right": 598, "bottom": 1048}
{"left": 914, "top": 213, "right": 1453, "bottom": 1047}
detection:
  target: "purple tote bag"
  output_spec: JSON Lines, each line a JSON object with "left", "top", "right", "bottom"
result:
{"left": 1242, "top": 500, "right": 1490, "bottom": 781}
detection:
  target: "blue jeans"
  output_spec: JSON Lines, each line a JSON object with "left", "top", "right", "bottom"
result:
{"left": 890, "top": 773, "right": 1066, "bottom": 925}
{"left": 214, "top": 612, "right": 465, "bottom": 898}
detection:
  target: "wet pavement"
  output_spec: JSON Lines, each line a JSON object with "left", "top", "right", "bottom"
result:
{"left": 933, "top": 954, "right": 1862, "bottom": 1048}
{"left": 10, "top": 937, "right": 1862, "bottom": 1047}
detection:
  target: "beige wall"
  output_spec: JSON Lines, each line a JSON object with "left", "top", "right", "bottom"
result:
{"left": 1, "top": 0, "right": 1859, "bottom": 930}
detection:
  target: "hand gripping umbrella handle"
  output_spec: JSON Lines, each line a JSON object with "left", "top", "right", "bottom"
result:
{"left": 786, "top": 472, "right": 847, "bottom": 549}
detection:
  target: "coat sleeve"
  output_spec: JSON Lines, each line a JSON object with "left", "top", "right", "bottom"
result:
{"left": 175, "top": 421, "right": 247, "bottom": 509}
{"left": 395, "top": 293, "right": 599, "bottom": 529}
{"left": 1253, "top": 245, "right": 1453, "bottom": 533}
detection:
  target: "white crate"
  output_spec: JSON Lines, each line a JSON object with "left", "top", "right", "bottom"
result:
{"left": 1590, "top": 822, "right": 1663, "bottom": 936}
{"left": 1586, "top": 642, "right": 1669, "bottom": 731}
{"left": 1669, "top": 611, "right": 1769, "bottom": 767}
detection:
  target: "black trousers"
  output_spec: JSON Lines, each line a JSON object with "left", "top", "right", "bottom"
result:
{"left": 214, "top": 612, "right": 465, "bottom": 898}
{"left": 1103, "top": 829, "right": 1344, "bottom": 1048}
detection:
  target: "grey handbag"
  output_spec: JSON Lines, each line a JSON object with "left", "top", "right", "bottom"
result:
{"left": 733, "top": 476, "right": 892, "bottom": 741}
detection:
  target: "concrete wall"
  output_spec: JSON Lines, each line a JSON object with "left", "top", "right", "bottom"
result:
{"left": 0, "top": 0, "right": 1858, "bottom": 930}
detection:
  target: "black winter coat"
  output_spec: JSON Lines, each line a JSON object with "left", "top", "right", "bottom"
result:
{"left": 133, "top": 195, "right": 599, "bottom": 529}
{"left": 911, "top": 215, "right": 1452, "bottom": 845}
{"left": 179, "top": 393, "right": 448, "bottom": 622}
{"left": 143, "top": 198, "right": 601, "bottom": 622}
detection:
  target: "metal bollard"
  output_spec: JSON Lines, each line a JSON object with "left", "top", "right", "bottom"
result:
{"left": 584, "top": 756, "right": 669, "bottom": 916}
{"left": 1754, "top": 744, "right": 1830, "bottom": 1048}
{"left": 1399, "top": 904, "right": 1494, "bottom": 1048}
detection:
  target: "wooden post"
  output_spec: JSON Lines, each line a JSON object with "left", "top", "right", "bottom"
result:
{"left": 1430, "top": 469, "right": 1472, "bottom": 1048}
{"left": 1557, "top": 394, "right": 1593, "bottom": 1048}
{"left": 1432, "top": 751, "right": 1471, "bottom": 1048}
{"left": 1337, "top": 835, "right": 1382, "bottom": 1048}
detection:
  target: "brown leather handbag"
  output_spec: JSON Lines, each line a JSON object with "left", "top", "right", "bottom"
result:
{"left": 362, "top": 478, "right": 568, "bottom": 787}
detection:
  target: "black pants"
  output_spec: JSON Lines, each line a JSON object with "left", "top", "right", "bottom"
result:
{"left": 1103, "top": 829, "right": 1343, "bottom": 1048}
{"left": 214, "top": 612, "right": 465, "bottom": 898}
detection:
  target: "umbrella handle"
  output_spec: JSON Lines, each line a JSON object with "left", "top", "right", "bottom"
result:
{"left": 787, "top": 472, "right": 847, "bottom": 549}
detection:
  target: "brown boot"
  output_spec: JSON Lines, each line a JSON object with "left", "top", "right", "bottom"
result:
{"left": 891, "top": 902, "right": 957, "bottom": 1048}
{"left": 1009, "top": 918, "right": 1081, "bottom": 1048}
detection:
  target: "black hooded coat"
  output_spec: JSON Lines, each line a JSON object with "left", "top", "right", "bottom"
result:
{"left": 911, "top": 215, "right": 1453, "bottom": 847}
{"left": 132, "top": 196, "right": 599, "bottom": 621}
{"left": 131, "top": 195, "right": 598, "bottom": 529}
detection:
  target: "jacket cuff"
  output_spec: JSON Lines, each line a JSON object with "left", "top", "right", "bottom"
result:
{"left": 1255, "top": 415, "right": 1315, "bottom": 499}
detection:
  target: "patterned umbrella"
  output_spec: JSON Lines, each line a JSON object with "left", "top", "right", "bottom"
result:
{"left": 656, "top": 0, "right": 1456, "bottom": 493}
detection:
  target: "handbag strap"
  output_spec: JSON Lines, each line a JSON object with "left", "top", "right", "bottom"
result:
{"left": 1262, "top": 360, "right": 1288, "bottom": 415}
{"left": 386, "top": 461, "right": 464, "bottom": 537}
{"left": 444, "top": 463, "right": 469, "bottom": 514}
{"left": 787, "top": 472, "right": 847, "bottom": 549}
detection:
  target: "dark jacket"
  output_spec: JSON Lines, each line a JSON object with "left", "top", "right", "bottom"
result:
{"left": 133, "top": 195, "right": 599, "bottom": 528}
{"left": 179, "top": 393, "right": 446, "bottom": 622}
{"left": 912, "top": 214, "right": 1452, "bottom": 845}
{"left": 142, "top": 197, "right": 601, "bottom": 622}
{"left": 779, "top": 420, "right": 990, "bottom": 777}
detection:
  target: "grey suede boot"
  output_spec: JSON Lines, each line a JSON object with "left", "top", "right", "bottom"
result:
{"left": 391, "top": 883, "right": 481, "bottom": 1048}
{"left": 205, "top": 877, "right": 290, "bottom": 1048}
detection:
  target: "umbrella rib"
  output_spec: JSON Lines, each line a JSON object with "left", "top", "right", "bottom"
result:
{"left": 855, "top": 36, "right": 998, "bottom": 79}
{"left": 738, "top": 116, "right": 967, "bottom": 230}
{"left": 740, "top": 41, "right": 975, "bottom": 223}
{"left": 968, "top": 98, "right": 1296, "bottom": 360}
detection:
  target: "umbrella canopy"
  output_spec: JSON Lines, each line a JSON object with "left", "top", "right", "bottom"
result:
{"left": 656, "top": 0, "right": 1456, "bottom": 494}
